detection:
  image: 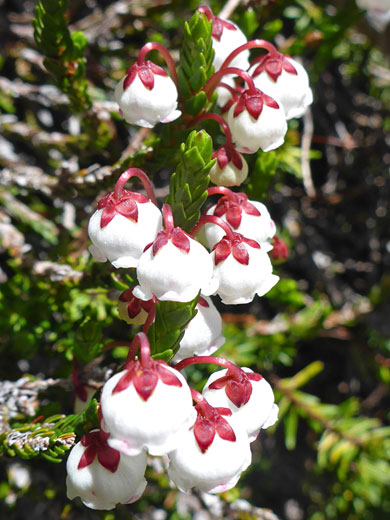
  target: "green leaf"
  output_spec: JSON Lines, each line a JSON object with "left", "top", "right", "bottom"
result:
{"left": 246, "top": 151, "right": 278, "bottom": 200}
{"left": 165, "top": 130, "right": 214, "bottom": 231}
{"left": 285, "top": 407, "right": 299, "bottom": 450}
{"left": 74, "top": 318, "right": 103, "bottom": 364}
{"left": 147, "top": 297, "right": 199, "bottom": 359}
{"left": 177, "top": 10, "right": 214, "bottom": 115}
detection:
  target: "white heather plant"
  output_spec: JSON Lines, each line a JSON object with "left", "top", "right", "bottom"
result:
{"left": 63, "top": 3, "right": 315, "bottom": 511}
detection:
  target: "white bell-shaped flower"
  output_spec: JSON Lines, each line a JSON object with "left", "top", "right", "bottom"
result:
{"left": 211, "top": 19, "right": 250, "bottom": 71}
{"left": 356, "top": 0, "right": 390, "bottom": 8}
{"left": 88, "top": 191, "right": 162, "bottom": 269}
{"left": 133, "top": 224, "right": 219, "bottom": 302}
{"left": 202, "top": 368, "right": 278, "bottom": 441}
{"left": 227, "top": 88, "right": 287, "bottom": 153}
{"left": 66, "top": 429, "right": 147, "bottom": 510}
{"left": 210, "top": 146, "right": 248, "bottom": 187}
{"left": 168, "top": 402, "right": 251, "bottom": 494}
{"left": 205, "top": 193, "right": 276, "bottom": 252}
{"left": 251, "top": 53, "right": 313, "bottom": 120}
{"left": 172, "top": 296, "right": 225, "bottom": 363}
{"left": 101, "top": 359, "right": 196, "bottom": 456}
{"left": 212, "top": 234, "right": 279, "bottom": 304}
{"left": 215, "top": 74, "right": 237, "bottom": 107}
{"left": 114, "top": 61, "right": 181, "bottom": 128}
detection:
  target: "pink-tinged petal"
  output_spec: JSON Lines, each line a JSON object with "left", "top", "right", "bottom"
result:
{"left": 265, "top": 58, "right": 283, "bottom": 82}
{"left": 226, "top": 378, "right": 252, "bottom": 407}
{"left": 242, "top": 236, "right": 261, "bottom": 249}
{"left": 153, "top": 230, "right": 169, "bottom": 256}
{"left": 123, "top": 68, "right": 137, "bottom": 90}
{"left": 133, "top": 369, "right": 158, "bottom": 401}
{"left": 171, "top": 228, "right": 190, "bottom": 253}
{"left": 248, "top": 372, "right": 263, "bottom": 382}
{"left": 208, "top": 375, "right": 230, "bottom": 390}
{"left": 214, "top": 239, "right": 231, "bottom": 265}
{"left": 156, "top": 363, "right": 182, "bottom": 387}
{"left": 282, "top": 57, "right": 298, "bottom": 75}
{"left": 112, "top": 369, "right": 135, "bottom": 394}
{"left": 215, "top": 416, "right": 236, "bottom": 442}
{"left": 263, "top": 92, "right": 280, "bottom": 109}
{"left": 138, "top": 66, "right": 154, "bottom": 90}
{"left": 232, "top": 242, "right": 249, "bottom": 265}
{"left": 194, "top": 416, "right": 215, "bottom": 453}
{"left": 97, "top": 445, "right": 120, "bottom": 473}
{"left": 100, "top": 206, "right": 117, "bottom": 228}
{"left": 225, "top": 206, "right": 242, "bottom": 229}
{"left": 77, "top": 444, "right": 97, "bottom": 469}
{"left": 198, "top": 296, "right": 209, "bottom": 308}
{"left": 116, "top": 199, "right": 138, "bottom": 222}
{"left": 245, "top": 94, "right": 264, "bottom": 120}
{"left": 148, "top": 61, "right": 168, "bottom": 77}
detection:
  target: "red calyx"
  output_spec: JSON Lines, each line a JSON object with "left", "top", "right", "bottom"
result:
{"left": 198, "top": 296, "right": 210, "bottom": 308}
{"left": 193, "top": 404, "right": 235, "bottom": 453}
{"left": 97, "top": 190, "right": 149, "bottom": 228}
{"left": 112, "top": 359, "right": 182, "bottom": 401}
{"left": 213, "top": 192, "right": 260, "bottom": 229}
{"left": 78, "top": 429, "right": 120, "bottom": 473}
{"left": 213, "top": 232, "right": 260, "bottom": 266}
{"left": 119, "top": 288, "right": 154, "bottom": 319}
{"left": 211, "top": 16, "right": 237, "bottom": 42}
{"left": 213, "top": 145, "right": 243, "bottom": 171}
{"left": 208, "top": 369, "right": 262, "bottom": 408}
{"left": 152, "top": 227, "right": 190, "bottom": 256}
{"left": 252, "top": 52, "right": 297, "bottom": 83}
{"left": 123, "top": 61, "right": 168, "bottom": 91}
{"left": 270, "top": 236, "right": 289, "bottom": 260}
{"left": 233, "top": 89, "right": 279, "bottom": 120}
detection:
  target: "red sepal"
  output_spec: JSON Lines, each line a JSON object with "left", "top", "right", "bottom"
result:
{"left": 112, "top": 370, "right": 135, "bottom": 394}
{"left": 97, "top": 190, "right": 149, "bottom": 228}
{"left": 209, "top": 375, "right": 230, "bottom": 390}
{"left": 242, "top": 236, "right": 261, "bottom": 249}
{"left": 232, "top": 241, "right": 249, "bottom": 265}
{"left": 138, "top": 66, "right": 155, "bottom": 90}
{"left": 248, "top": 372, "right": 262, "bottom": 382}
{"left": 252, "top": 52, "right": 298, "bottom": 82}
{"left": 226, "top": 377, "right": 252, "bottom": 407}
{"left": 213, "top": 238, "right": 232, "bottom": 265}
{"left": 171, "top": 228, "right": 190, "bottom": 253}
{"left": 100, "top": 205, "right": 117, "bottom": 228}
{"left": 215, "top": 416, "right": 236, "bottom": 442}
{"left": 211, "top": 16, "right": 237, "bottom": 42}
{"left": 97, "top": 445, "right": 120, "bottom": 473}
{"left": 155, "top": 362, "right": 182, "bottom": 387}
{"left": 233, "top": 89, "right": 279, "bottom": 121}
{"left": 246, "top": 94, "right": 264, "bottom": 120}
{"left": 198, "top": 296, "right": 210, "bottom": 308}
{"left": 123, "top": 68, "right": 137, "bottom": 90}
{"left": 133, "top": 368, "right": 158, "bottom": 401}
{"left": 115, "top": 198, "right": 138, "bottom": 222}
{"left": 270, "top": 236, "right": 289, "bottom": 260}
{"left": 78, "top": 444, "right": 97, "bottom": 470}
{"left": 153, "top": 230, "right": 169, "bottom": 256}
{"left": 194, "top": 416, "right": 215, "bottom": 453}
{"left": 213, "top": 146, "right": 229, "bottom": 170}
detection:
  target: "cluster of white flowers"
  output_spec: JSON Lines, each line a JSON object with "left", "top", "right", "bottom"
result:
{"left": 66, "top": 333, "right": 278, "bottom": 509}
{"left": 66, "top": 4, "right": 313, "bottom": 510}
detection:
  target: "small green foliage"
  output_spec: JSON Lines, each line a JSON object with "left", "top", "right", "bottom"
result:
{"left": 165, "top": 130, "right": 214, "bottom": 231}
{"left": 33, "top": 0, "right": 91, "bottom": 111}
{"left": 147, "top": 297, "right": 199, "bottom": 360}
{"left": 177, "top": 10, "right": 215, "bottom": 115}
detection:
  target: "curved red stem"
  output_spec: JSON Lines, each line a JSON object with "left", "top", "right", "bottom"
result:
{"left": 203, "top": 67, "right": 257, "bottom": 98}
{"left": 137, "top": 42, "right": 178, "bottom": 88}
{"left": 162, "top": 204, "right": 174, "bottom": 232}
{"left": 174, "top": 355, "right": 243, "bottom": 380}
{"left": 114, "top": 168, "right": 157, "bottom": 205}
{"left": 220, "top": 39, "right": 278, "bottom": 71}
{"left": 207, "top": 186, "right": 235, "bottom": 199}
{"left": 125, "top": 332, "right": 152, "bottom": 368}
{"left": 192, "top": 112, "right": 234, "bottom": 148}
{"left": 190, "top": 215, "right": 235, "bottom": 241}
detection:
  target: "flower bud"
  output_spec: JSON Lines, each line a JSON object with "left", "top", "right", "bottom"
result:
{"left": 101, "top": 361, "right": 196, "bottom": 456}
{"left": 114, "top": 61, "right": 181, "bottom": 127}
{"left": 212, "top": 234, "right": 279, "bottom": 304}
{"left": 66, "top": 429, "right": 147, "bottom": 510}
{"left": 205, "top": 194, "right": 276, "bottom": 251}
{"left": 227, "top": 89, "right": 287, "bottom": 153}
{"left": 251, "top": 53, "right": 313, "bottom": 120}
{"left": 210, "top": 146, "right": 248, "bottom": 187}
{"left": 202, "top": 368, "right": 278, "bottom": 441}
{"left": 88, "top": 191, "right": 162, "bottom": 269}
{"left": 133, "top": 227, "right": 219, "bottom": 302}
{"left": 172, "top": 296, "right": 225, "bottom": 363}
